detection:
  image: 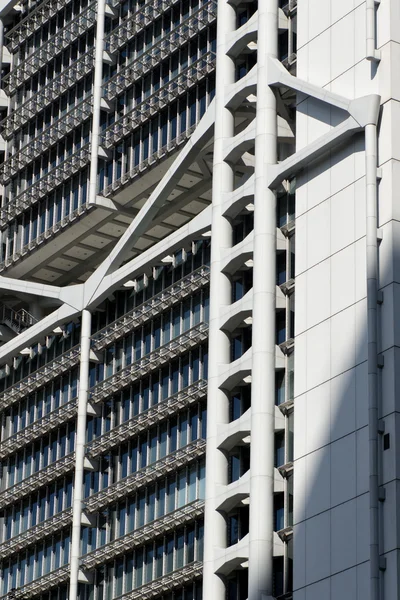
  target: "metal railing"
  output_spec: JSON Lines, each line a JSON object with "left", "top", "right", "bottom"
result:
{"left": 90, "top": 322, "right": 208, "bottom": 403}
{"left": 81, "top": 500, "right": 204, "bottom": 569}
{"left": 1, "top": 0, "right": 206, "bottom": 135}
{"left": 101, "top": 122, "right": 197, "bottom": 198}
{"left": 0, "top": 345, "right": 81, "bottom": 411}
{"left": 0, "top": 565, "right": 70, "bottom": 600}
{"left": 85, "top": 439, "right": 206, "bottom": 512}
{"left": 0, "top": 302, "right": 37, "bottom": 334}
{"left": 0, "top": 54, "right": 214, "bottom": 225}
{"left": 104, "top": 2, "right": 216, "bottom": 101}
{"left": 1, "top": 99, "right": 93, "bottom": 183}
{"left": 91, "top": 265, "right": 210, "bottom": 349}
{"left": 0, "top": 3, "right": 216, "bottom": 194}
{"left": 0, "top": 452, "right": 75, "bottom": 509}
{"left": 0, "top": 267, "right": 209, "bottom": 410}
{"left": 0, "top": 204, "right": 93, "bottom": 271}
{"left": 114, "top": 562, "right": 202, "bottom": 600}
{"left": 6, "top": 0, "right": 78, "bottom": 51}
{"left": 0, "top": 507, "right": 72, "bottom": 560}
{"left": 103, "top": 52, "right": 215, "bottom": 151}
{"left": 4, "top": 2, "right": 98, "bottom": 93}
{"left": 2, "top": 51, "right": 95, "bottom": 137}
{"left": 0, "top": 399, "right": 78, "bottom": 460}
{"left": 86, "top": 379, "right": 207, "bottom": 459}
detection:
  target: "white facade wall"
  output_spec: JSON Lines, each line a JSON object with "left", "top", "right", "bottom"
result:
{"left": 294, "top": 1, "right": 400, "bottom": 598}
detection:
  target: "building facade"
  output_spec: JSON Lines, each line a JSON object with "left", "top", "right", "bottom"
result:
{"left": 0, "top": 0, "right": 395, "bottom": 599}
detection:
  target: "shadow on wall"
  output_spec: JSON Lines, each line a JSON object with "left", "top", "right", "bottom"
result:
{"left": 291, "top": 125, "right": 390, "bottom": 600}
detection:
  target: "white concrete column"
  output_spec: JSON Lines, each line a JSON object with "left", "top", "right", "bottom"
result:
{"left": 365, "top": 121, "right": 380, "bottom": 600}
{"left": 248, "top": 2, "right": 278, "bottom": 599}
{"left": 202, "top": 1, "right": 236, "bottom": 598}
{"left": 69, "top": 308, "right": 92, "bottom": 600}
{"left": 88, "top": 0, "right": 107, "bottom": 206}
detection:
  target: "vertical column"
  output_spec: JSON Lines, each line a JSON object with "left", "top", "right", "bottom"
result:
{"left": 248, "top": 2, "right": 278, "bottom": 599}
{"left": 88, "top": 0, "right": 107, "bottom": 206}
{"left": 365, "top": 119, "right": 380, "bottom": 600}
{"left": 70, "top": 308, "right": 92, "bottom": 600}
{"left": 202, "top": 1, "right": 236, "bottom": 598}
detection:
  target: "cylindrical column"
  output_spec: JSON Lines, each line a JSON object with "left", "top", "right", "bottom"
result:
{"left": 202, "top": 1, "right": 236, "bottom": 598}
{"left": 365, "top": 122, "right": 380, "bottom": 600}
{"left": 69, "top": 308, "right": 92, "bottom": 600}
{"left": 89, "top": 0, "right": 107, "bottom": 205}
{"left": 366, "top": 0, "right": 379, "bottom": 62}
{"left": 248, "top": 1, "right": 278, "bottom": 599}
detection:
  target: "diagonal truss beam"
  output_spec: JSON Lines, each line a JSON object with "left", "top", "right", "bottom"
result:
{"left": 0, "top": 276, "right": 64, "bottom": 302}
{"left": 87, "top": 205, "right": 212, "bottom": 309}
{"left": 266, "top": 57, "right": 380, "bottom": 189}
{"left": 0, "top": 99, "right": 217, "bottom": 365}
{"left": 84, "top": 99, "right": 216, "bottom": 305}
{"left": 0, "top": 303, "right": 80, "bottom": 364}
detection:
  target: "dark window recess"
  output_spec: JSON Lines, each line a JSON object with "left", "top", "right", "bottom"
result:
{"left": 276, "top": 310, "right": 286, "bottom": 345}
{"left": 273, "top": 556, "right": 284, "bottom": 598}
{"left": 383, "top": 433, "right": 390, "bottom": 450}
{"left": 232, "top": 213, "right": 254, "bottom": 246}
{"left": 232, "top": 270, "right": 253, "bottom": 303}
{"left": 275, "top": 431, "right": 285, "bottom": 467}
{"left": 231, "top": 327, "right": 252, "bottom": 362}
{"left": 275, "top": 370, "right": 285, "bottom": 406}
{"left": 228, "top": 506, "right": 249, "bottom": 546}
{"left": 274, "top": 493, "right": 285, "bottom": 531}
{"left": 230, "top": 386, "right": 251, "bottom": 422}
{"left": 277, "top": 252, "right": 287, "bottom": 285}
{"left": 229, "top": 446, "right": 251, "bottom": 484}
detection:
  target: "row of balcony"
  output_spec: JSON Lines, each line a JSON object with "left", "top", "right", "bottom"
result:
{"left": 81, "top": 499, "right": 204, "bottom": 570}
{"left": 104, "top": 6, "right": 215, "bottom": 105}
{"left": 2, "top": 51, "right": 94, "bottom": 139}
{"left": 6, "top": 0, "right": 78, "bottom": 52}
{"left": 92, "top": 265, "right": 210, "bottom": 349}
{"left": 103, "top": 53, "right": 215, "bottom": 151}
{"left": 0, "top": 413, "right": 205, "bottom": 523}
{"left": 0, "top": 564, "right": 70, "bottom": 600}
{"left": 0, "top": 498, "right": 204, "bottom": 565}
{"left": 0, "top": 268, "right": 209, "bottom": 412}
{"left": 1, "top": 53, "right": 214, "bottom": 225}
{"left": 0, "top": 452, "right": 75, "bottom": 510}
{"left": 90, "top": 322, "right": 208, "bottom": 404}
{"left": 0, "top": 346, "right": 81, "bottom": 411}
{"left": 103, "top": 1, "right": 216, "bottom": 103}
{"left": 0, "top": 507, "right": 73, "bottom": 561}
{"left": 0, "top": 385, "right": 207, "bottom": 559}
{"left": 1, "top": 1, "right": 215, "bottom": 189}
{"left": 0, "top": 399, "right": 78, "bottom": 460}
{"left": 4, "top": 2, "right": 98, "bottom": 93}
{"left": 101, "top": 121, "right": 197, "bottom": 198}
{"left": 86, "top": 439, "right": 206, "bottom": 512}
{"left": 4, "top": 0, "right": 182, "bottom": 95}
{"left": 87, "top": 379, "right": 207, "bottom": 459}
{"left": 0, "top": 438, "right": 205, "bottom": 515}
{"left": 1, "top": 99, "right": 93, "bottom": 183}
{"left": 0, "top": 562, "right": 202, "bottom": 600}
{"left": 3, "top": 0, "right": 204, "bottom": 136}
{"left": 117, "top": 562, "right": 202, "bottom": 600}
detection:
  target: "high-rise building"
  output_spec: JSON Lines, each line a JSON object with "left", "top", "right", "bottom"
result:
{"left": 0, "top": 0, "right": 394, "bottom": 599}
